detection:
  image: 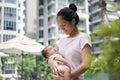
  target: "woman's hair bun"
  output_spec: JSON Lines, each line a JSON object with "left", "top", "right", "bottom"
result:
{"left": 69, "top": 3, "right": 77, "bottom": 12}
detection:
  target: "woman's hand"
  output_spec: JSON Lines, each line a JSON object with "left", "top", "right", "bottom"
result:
{"left": 52, "top": 74, "right": 64, "bottom": 80}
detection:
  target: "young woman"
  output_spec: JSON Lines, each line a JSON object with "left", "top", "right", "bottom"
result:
{"left": 48, "top": 3, "right": 92, "bottom": 80}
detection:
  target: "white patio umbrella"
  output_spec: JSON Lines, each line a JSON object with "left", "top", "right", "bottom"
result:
{"left": 0, "top": 35, "right": 45, "bottom": 55}
{"left": 0, "top": 35, "right": 45, "bottom": 79}
{"left": 0, "top": 52, "right": 9, "bottom": 57}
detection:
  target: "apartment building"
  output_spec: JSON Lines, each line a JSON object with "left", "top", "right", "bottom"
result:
{"left": 0, "top": 0, "right": 18, "bottom": 43}
{"left": 18, "top": 0, "right": 26, "bottom": 36}
{"left": 77, "top": 0, "right": 90, "bottom": 34}
{"left": 0, "top": 0, "right": 19, "bottom": 79}
{"left": 37, "top": 0, "right": 68, "bottom": 46}
{"left": 88, "top": 0, "right": 119, "bottom": 54}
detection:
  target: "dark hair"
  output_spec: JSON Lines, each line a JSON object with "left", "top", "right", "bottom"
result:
{"left": 41, "top": 47, "right": 48, "bottom": 59}
{"left": 57, "top": 3, "right": 79, "bottom": 24}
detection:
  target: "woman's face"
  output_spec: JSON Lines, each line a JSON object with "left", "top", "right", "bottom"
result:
{"left": 57, "top": 16, "right": 75, "bottom": 35}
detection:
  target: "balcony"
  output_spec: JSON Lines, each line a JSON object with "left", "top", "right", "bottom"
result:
{"left": 48, "top": 33, "right": 56, "bottom": 40}
{"left": 107, "top": 11, "right": 119, "bottom": 20}
{"left": 48, "top": 0, "right": 55, "bottom": 6}
{"left": 93, "top": 50, "right": 103, "bottom": 54}
{"left": 89, "top": 0, "right": 99, "bottom": 5}
{"left": 92, "top": 8, "right": 101, "bottom": 14}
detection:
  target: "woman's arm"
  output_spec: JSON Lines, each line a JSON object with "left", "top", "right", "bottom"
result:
{"left": 71, "top": 44, "right": 92, "bottom": 78}
{"left": 47, "top": 58, "right": 65, "bottom": 80}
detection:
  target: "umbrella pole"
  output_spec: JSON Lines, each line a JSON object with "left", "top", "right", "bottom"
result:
{"left": 21, "top": 51, "right": 23, "bottom": 80}
{"left": 36, "top": 56, "right": 38, "bottom": 80}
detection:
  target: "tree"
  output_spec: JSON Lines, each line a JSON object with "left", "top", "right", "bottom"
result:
{"left": 14, "top": 54, "right": 36, "bottom": 79}
{"left": 1, "top": 57, "right": 7, "bottom": 70}
{"left": 85, "top": 1, "right": 120, "bottom": 79}
{"left": 14, "top": 54, "right": 52, "bottom": 80}
{"left": 36, "top": 55, "right": 52, "bottom": 80}
{"left": 112, "top": 1, "right": 120, "bottom": 10}
{"left": 99, "top": 0, "right": 109, "bottom": 25}
{"left": 85, "top": 17, "right": 120, "bottom": 80}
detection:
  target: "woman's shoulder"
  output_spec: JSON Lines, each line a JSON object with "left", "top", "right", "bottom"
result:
{"left": 79, "top": 32, "right": 90, "bottom": 39}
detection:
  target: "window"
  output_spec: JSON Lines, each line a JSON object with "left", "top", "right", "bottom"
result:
{"left": 4, "top": 7, "right": 16, "bottom": 19}
{"left": 4, "top": 7, "right": 16, "bottom": 31}
{"left": 39, "top": 8, "right": 43, "bottom": 16}
{"left": 4, "top": 0, "right": 16, "bottom": 4}
{"left": 39, "top": 30, "right": 43, "bottom": 38}
{"left": 3, "top": 34, "right": 15, "bottom": 42}
{"left": 39, "top": 19, "right": 43, "bottom": 26}
{"left": 4, "top": 20, "right": 16, "bottom": 31}
{"left": 2, "top": 63, "right": 16, "bottom": 74}
{"left": 39, "top": 0, "right": 43, "bottom": 5}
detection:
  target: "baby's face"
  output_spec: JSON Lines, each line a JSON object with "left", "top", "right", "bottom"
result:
{"left": 45, "top": 46, "right": 56, "bottom": 57}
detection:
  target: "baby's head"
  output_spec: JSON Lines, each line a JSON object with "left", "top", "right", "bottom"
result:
{"left": 42, "top": 46, "right": 56, "bottom": 58}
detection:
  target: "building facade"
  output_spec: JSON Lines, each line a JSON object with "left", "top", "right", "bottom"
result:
{"left": 0, "top": 0, "right": 19, "bottom": 79}
{"left": 37, "top": 0, "right": 68, "bottom": 46}
{"left": 0, "top": 0, "right": 18, "bottom": 43}
{"left": 18, "top": 0, "right": 26, "bottom": 36}
{"left": 88, "top": 0, "right": 120, "bottom": 54}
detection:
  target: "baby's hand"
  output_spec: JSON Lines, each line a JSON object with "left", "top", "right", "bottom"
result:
{"left": 54, "top": 46, "right": 59, "bottom": 52}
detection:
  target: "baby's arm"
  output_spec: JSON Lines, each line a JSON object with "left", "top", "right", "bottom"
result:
{"left": 54, "top": 56, "right": 70, "bottom": 68}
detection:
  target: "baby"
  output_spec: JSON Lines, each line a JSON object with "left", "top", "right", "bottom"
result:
{"left": 42, "top": 46, "right": 71, "bottom": 80}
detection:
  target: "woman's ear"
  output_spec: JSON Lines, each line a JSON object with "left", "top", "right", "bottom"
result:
{"left": 72, "top": 19, "right": 76, "bottom": 25}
